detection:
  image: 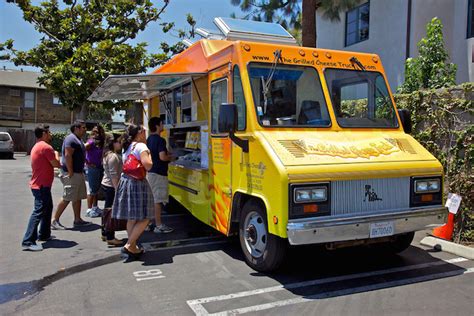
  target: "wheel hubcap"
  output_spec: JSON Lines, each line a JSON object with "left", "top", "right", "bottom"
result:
{"left": 243, "top": 211, "right": 267, "bottom": 258}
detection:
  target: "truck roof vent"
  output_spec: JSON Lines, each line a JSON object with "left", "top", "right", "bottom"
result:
{"left": 213, "top": 17, "right": 296, "bottom": 45}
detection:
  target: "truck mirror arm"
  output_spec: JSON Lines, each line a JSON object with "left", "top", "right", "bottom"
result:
{"left": 229, "top": 130, "right": 249, "bottom": 153}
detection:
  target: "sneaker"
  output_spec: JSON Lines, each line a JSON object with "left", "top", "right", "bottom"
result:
{"left": 85, "top": 208, "right": 93, "bottom": 217}
{"left": 73, "top": 220, "right": 92, "bottom": 228}
{"left": 145, "top": 223, "right": 156, "bottom": 232}
{"left": 51, "top": 220, "right": 66, "bottom": 230}
{"left": 22, "top": 244, "right": 43, "bottom": 251}
{"left": 154, "top": 224, "right": 174, "bottom": 234}
{"left": 89, "top": 207, "right": 102, "bottom": 218}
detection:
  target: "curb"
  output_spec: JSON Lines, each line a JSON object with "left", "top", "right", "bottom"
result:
{"left": 420, "top": 236, "right": 474, "bottom": 260}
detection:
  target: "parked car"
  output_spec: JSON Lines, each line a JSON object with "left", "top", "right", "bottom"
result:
{"left": 0, "top": 132, "right": 14, "bottom": 159}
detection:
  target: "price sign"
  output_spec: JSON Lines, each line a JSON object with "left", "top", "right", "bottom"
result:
{"left": 445, "top": 193, "right": 462, "bottom": 214}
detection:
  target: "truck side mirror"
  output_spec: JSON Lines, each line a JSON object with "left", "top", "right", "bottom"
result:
{"left": 218, "top": 102, "right": 249, "bottom": 153}
{"left": 398, "top": 109, "right": 412, "bottom": 134}
{"left": 218, "top": 103, "right": 237, "bottom": 133}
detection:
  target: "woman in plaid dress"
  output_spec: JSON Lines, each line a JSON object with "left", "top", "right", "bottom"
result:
{"left": 112, "top": 124, "right": 154, "bottom": 259}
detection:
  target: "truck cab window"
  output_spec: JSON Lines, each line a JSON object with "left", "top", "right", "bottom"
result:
{"left": 325, "top": 69, "right": 398, "bottom": 128}
{"left": 248, "top": 63, "right": 330, "bottom": 127}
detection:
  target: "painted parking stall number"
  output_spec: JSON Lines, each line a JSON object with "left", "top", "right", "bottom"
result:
{"left": 133, "top": 269, "right": 165, "bottom": 282}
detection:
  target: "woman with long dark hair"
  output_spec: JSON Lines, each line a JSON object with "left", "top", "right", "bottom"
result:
{"left": 112, "top": 124, "right": 154, "bottom": 259}
{"left": 100, "top": 134, "right": 123, "bottom": 246}
{"left": 85, "top": 124, "right": 105, "bottom": 217}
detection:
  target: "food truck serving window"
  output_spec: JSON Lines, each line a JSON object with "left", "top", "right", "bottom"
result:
{"left": 248, "top": 63, "right": 331, "bottom": 127}
{"left": 324, "top": 69, "right": 399, "bottom": 128}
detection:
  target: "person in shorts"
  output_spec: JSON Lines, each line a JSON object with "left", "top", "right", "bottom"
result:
{"left": 22, "top": 124, "right": 60, "bottom": 251}
{"left": 51, "top": 120, "right": 90, "bottom": 229}
{"left": 147, "top": 117, "right": 175, "bottom": 234}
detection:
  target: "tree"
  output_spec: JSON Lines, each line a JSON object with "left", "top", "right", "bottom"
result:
{"left": 231, "top": 0, "right": 362, "bottom": 47}
{"left": 398, "top": 17, "right": 457, "bottom": 93}
{"left": 0, "top": 0, "right": 172, "bottom": 118}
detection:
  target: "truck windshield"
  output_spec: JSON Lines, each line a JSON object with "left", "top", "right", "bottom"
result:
{"left": 248, "top": 63, "right": 331, "bottom": 127}
{"left": 324, "top": 69, "right": 399, "bottom": 128}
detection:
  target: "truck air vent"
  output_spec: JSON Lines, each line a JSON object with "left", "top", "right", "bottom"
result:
{"left": 278, "top": 140, "right": 305, "bottom": 158}
{"left": 393, "top": 138, "right": 417, "bottom": 154}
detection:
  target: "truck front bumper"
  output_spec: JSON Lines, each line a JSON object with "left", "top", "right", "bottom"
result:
{"left": 286, "top": 206, "right": 447, "bottom": 245}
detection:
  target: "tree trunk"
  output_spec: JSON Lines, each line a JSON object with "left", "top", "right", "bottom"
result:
{"left": 302, "top": 0, "right": 317, "bottom": 47}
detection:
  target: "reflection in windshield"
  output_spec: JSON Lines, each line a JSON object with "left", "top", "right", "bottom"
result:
{"left": 248, "top": 64, "right": 330, "bottom": 127}
{"left": 325, "top": 69, "right": 398, "bottom": 128}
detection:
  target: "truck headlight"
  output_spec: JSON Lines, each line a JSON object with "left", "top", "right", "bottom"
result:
{"left": 414, "top": 179, "right": 440, "bottom": 193}
{"left": 294, "top": 187, "right": 327, "bottom": 203}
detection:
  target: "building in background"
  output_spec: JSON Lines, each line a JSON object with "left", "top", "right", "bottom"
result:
{"left": 316, "top": 0, "right": 473, "bottom": 92}
{"left": 0, "top": 68, "right": 74, "bottom": 132}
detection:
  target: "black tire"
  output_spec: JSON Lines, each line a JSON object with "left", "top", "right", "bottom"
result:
{"left": 376, "top": 232, "right": 415, "bottom": 254}
{"left": 239, "top": 200, "right": 287, "bottom": 272}
{"left": 8, "top": 152, "right": 14, "bottom": 159}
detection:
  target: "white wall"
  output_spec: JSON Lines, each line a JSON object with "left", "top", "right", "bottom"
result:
{"left": 316, "top": 0, "right": 472, "bottom": 92}
{"left": 317, "top": 0, "right": 409, "bottom": 92}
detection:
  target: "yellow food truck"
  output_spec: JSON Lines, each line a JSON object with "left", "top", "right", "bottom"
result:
{"left": 89, "top": 18, "right": 447, "bottom": 271}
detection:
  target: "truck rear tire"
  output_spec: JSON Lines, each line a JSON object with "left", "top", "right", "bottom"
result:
{"left": 239, "top": 200, "right": 287, "bottom": 272}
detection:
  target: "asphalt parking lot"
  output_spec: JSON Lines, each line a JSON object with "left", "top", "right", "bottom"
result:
{"left": 1, "top": 155, "right": 473, "bottom": 315}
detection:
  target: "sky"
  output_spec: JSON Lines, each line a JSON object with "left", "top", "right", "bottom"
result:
{"left": 0, "top": 0, "right": 244, "bottom": 72}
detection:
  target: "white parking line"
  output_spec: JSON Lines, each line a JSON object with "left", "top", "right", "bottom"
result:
{"left": 216, "top": 267, "right": 474, "bottom": 315}
{"left": 187, "top": 257, "right": 470, "bottom": 315}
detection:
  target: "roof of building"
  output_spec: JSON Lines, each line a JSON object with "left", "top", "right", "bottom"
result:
{"left": 0, "top": 68, "right": 45, "bottom": 89}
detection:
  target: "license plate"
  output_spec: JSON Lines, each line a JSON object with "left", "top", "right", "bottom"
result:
{"left": 370, "top": 221, "right": 394, "bottom": 238}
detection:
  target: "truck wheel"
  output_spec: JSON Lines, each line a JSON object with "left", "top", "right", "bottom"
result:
{"left": 239, "top": 200, "right": 287, "bottom": 272}
{"left": 376, "top": 232, "right": 415, "bottom": 254}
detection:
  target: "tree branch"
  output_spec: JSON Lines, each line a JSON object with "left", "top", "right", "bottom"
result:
{"left": 30, "top": 16, "right": 62, "bottom": 42}
{"left": 112, "top": 0, "right": 170, "bottom": 45}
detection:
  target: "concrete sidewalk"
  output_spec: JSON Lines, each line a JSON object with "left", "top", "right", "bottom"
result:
{"left": 0, "top": 154, "right": 216, "bottom": 297}
{"left": 0, "top": 155, "right": 122, "bottom": 287}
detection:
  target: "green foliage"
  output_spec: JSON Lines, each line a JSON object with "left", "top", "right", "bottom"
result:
{"left": 398, "top": 17, "right": 457, "bottom": 94}
{"left": 395, "top": 83, "right": 473, "bottom": 243}
{"left": 0, "top": 0, "right": 172, "bottom": 114}
{"left": 51, "top": 131, "right": 68, "bottom": 153}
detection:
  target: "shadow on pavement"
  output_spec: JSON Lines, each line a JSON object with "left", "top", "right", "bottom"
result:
{"left": 42, "top": 239, "right": 78, "bottom": 249}
{"left": 69, "top": 223, "right": 101, "bottom": 232}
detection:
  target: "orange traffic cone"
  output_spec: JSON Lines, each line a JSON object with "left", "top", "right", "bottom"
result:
{"left": 432, "top": 212, "right": 455, "bottom": 241}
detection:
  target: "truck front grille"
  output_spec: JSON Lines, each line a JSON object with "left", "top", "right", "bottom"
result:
{"left": 330, "top": 177, "right": 410, "bottom": 217}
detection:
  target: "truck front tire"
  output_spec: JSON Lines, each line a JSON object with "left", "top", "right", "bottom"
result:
{"left": 239, "top": 200, "right": 287, "bottom": 272}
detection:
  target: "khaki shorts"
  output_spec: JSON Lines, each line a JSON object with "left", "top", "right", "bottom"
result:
{"left": 147, "top": 173, "right": 169, "bottom": 204}
{"left": 59, "top": 170, "right": 87, "bottom": 202}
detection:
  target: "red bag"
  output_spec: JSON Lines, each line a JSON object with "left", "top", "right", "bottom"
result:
{"left": 122, "top": 143, "right": 146, "bottom": 180}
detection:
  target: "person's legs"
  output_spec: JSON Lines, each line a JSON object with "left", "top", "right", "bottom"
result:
{"left": 126, "top": 219, "right": 149, "bottom": 252}
{"left": 38, "top": 187, "right": 53, "bottom": 240}
{"left": 154, "top": 203, "right": 162, "bottom": 226}
{"left": 53, "top": 199, "right": 69, "bottom": 222}
{"left": 22, "top": 189, "right": 43, "bottom": 246}
{"left": 103, "top": 185, "right": 117, "bottom": 241}
{"left": 72, "top": 200, "right": 82, "bottom": 222}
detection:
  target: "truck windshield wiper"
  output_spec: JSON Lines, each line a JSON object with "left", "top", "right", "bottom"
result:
{"left": 262, "top": 49, "right": 282, "bottom": 114}
{"left": 350, "top": 56, "right": 366, "bottom": 71}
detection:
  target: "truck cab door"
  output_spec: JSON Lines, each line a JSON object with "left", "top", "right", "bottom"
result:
{"left": 209, "top": 73, "right": 233, "bottom": 235}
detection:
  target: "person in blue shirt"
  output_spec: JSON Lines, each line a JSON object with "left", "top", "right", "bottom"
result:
{"left": 146, "top": 117, "right": 175, "bottom": 233}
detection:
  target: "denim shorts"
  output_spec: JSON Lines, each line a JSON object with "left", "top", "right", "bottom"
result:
{"left": 87, "top": 166, "right": 103, "bottom": 195}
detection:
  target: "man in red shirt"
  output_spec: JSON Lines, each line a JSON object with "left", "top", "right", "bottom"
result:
{"left": 22, "top": 124, "right": 60, "bottom": 251}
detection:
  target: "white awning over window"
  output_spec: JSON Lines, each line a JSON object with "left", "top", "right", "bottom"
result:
{"left": 88, "top": 73, "right": 206, "bottom": 102}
